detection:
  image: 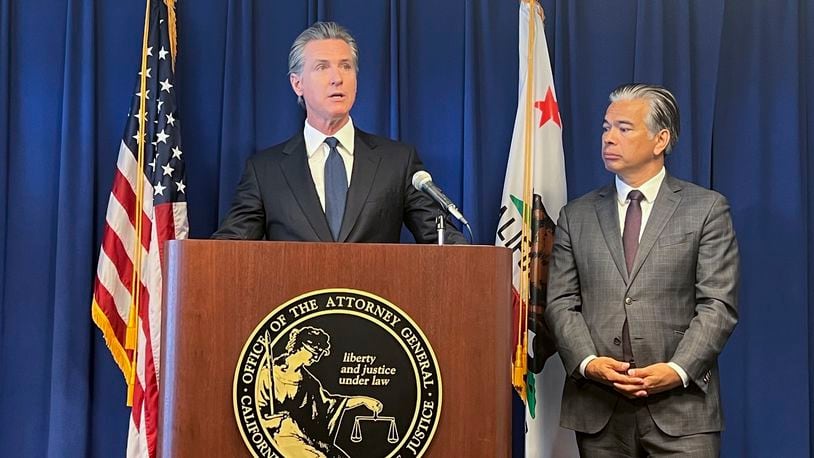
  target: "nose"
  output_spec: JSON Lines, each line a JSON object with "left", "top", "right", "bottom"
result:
{"left": 602, "top": 128, "right": 616, "bottom": 145}
{"left": 329, "top": 67, "right": 343, "bottom": 86}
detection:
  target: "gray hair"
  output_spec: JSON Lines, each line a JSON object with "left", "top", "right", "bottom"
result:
{"left": 609, "top": 83, "right": 680, "bottom": 154}
{"left": 288, "top": 22, "right": 359, "bottom": 107}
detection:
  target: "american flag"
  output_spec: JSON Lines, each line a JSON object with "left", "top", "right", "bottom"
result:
{"left": 91, "top": 0, "right": 187, "bottom": 456}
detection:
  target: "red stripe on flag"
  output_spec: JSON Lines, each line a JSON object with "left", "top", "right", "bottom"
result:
{"left": 112, "top": 168, "right": 138, "bottom": 226}
{"left": 154, "top": 202, "right": 175, "bottom": 265}
{"left": 130, "top": 373, "right": 145, "bottom": 430}
{"left": 111, "top": 168, "right": 154, "bottom": 252}
{"left": 140, "top": 213, "right": 153, "bottom": 255}
{"left": 138, "top": 281, "right": 159, "bottom": 458}
{"left": 101, "top": 222, "right": 135, "bottom": 292}
{"left": 93, "top": 280, "right": 129, "bottom": 345}
{"left": 128, "top": 279, "right": 152, "bottom": 432}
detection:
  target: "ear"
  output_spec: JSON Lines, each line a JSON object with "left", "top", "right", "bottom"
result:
{"left": 653, "top": 129, "right": 671, "bottom": 157}
{"left": 290, "top": 73, "right": 303, "bottom": 96}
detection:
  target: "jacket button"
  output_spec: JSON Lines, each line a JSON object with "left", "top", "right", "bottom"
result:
{"left": 625, "top": 297, "right": 632, "bottom": 305}
{"left": 613, "top": 337, "right": 621, "bottom": 345}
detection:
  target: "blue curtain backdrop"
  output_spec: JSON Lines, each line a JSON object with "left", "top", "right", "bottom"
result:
{"left": 0, "top": 0, "right": 812, "bottom": 456}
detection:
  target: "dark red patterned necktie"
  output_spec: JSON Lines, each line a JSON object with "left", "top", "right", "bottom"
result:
{"left": 622, "top": 190, "right": 644, "bottom": 365}
{"left": 623, "top": 190, "right": 644, "bottom": 273}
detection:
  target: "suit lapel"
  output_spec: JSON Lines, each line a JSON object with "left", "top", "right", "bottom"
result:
{"left": 279, "top": 134, "right": 334, "bottom": 241}
{"left": 628, "top": 175, "right": 682, "bottom": 281}
{"left": 595, "top": 185, "right": 629, "bottom": 282}
{"left": 338, "top": 131, "right": 380, "bottom": 242}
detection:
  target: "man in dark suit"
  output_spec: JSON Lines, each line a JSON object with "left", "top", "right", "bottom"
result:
{"left": 545, "top": 84, "right": 739, "bottom": 456}
{"left": 213, "top": 22, "right": 465, "bottom": 244}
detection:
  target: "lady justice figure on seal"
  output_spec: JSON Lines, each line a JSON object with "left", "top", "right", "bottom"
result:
{"left": 255, "top": 326, "right": 383, "bottom": 458}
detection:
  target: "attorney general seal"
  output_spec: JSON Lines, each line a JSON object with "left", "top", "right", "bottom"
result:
{"left": 233, "top": 289, "right": 442, "bottom": 457}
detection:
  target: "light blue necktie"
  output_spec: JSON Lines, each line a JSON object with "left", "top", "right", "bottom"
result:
{"left": 323, "top": 137, "right": 347, "bottom": 240}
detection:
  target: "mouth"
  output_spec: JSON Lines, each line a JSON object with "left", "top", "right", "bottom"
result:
{"left": 328, "top": 93, "right": 346, "bottom": 101}
{"left": 602, "top": 152, "right": 621, "bottom": 161}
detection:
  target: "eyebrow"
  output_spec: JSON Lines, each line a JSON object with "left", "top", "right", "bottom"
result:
{"left": 312, "top": 58, "right": 353, "bottom": 64}
{"left": 603, "top": 119, "right": 635, "bottom": 127}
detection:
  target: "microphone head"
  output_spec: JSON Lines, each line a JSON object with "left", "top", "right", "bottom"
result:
{"left": 411, "top": 170, "right": 432, "bottom": 191}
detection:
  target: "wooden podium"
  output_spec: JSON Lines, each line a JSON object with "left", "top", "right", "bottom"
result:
{"left": 158, "top": 240, "right": 511, "bottom": 457}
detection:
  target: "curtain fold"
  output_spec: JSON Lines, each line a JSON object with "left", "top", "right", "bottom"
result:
{"left": 216, "top": 0, "right": 255, "bottom": 214}
{"left": 806, "top": 0, "right": 814, "bottom": 451}
{"left": 711, "top": 1, "right": 811, "bottom": 456}
{"left": 461, "top": 0, "right": 518, "bottom": 244}
{"left": 1, "top": 1, "right": 812, "bottom": 456}
{"left": 633, "top": 0, "right": 724, "bottom": 186}
{"left": 387, "top": 0, "right": 401, "bottom": 139}
{"left": 0, "top": 0, "right": 10, "bottom": 350}
{"left": 46, "top": 0, "right": 96, "bottom": 453}
{"left": 3, "top": 0, "right": 70, "bottom": 453}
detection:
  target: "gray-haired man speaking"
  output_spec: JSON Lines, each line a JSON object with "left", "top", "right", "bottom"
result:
{"left": 214, "top": 22, "right": 465, "bottom": 244}
{"left": 545, "top": 84, "right": 739, "bottom": 456}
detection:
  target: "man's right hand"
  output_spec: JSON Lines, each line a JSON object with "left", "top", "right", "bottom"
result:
{"left": 584, "top": 357, "right": 646, "bottom": 398}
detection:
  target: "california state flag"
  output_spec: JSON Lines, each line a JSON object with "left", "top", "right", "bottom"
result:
{"left": 494, "top": 1, "right": 576, "bottom": 456}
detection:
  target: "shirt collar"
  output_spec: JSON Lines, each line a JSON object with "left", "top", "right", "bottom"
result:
{"left": 304, "top": 117, "right": 355, "bottom": 158}
{"left": 615, "top": 167, "right": 666, "bottom": 204}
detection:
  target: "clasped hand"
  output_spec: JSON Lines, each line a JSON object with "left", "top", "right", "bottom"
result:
{"left": 584, "top": 357, "right": 682, "bottom": 398}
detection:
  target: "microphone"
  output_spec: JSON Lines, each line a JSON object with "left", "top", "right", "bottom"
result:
{"left": 411, "top": 171, "right": 469, "bottom": 226}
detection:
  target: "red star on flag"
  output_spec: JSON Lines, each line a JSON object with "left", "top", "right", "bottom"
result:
{"left": 534, "top": 87, "right": 561, "bottom": 128}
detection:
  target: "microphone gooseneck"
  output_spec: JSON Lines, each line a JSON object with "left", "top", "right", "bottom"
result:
{"left": 411, "top": 171, "right": 470, "bottom": 227}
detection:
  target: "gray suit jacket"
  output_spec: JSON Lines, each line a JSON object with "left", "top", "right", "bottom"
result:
{"left": 544, "top": 174, "right": 739, "bottom": 436}
{"left": 213, "top": 129, "right": 466, "bottom": 244}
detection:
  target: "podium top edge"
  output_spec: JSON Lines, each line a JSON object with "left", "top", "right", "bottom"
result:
{"left": 166, "top": 239, "right": 510, "bottom": 252}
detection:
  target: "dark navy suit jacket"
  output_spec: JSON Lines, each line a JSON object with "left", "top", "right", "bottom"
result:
{"left": 213, "top": 129, "right": 466, "bottom": 244}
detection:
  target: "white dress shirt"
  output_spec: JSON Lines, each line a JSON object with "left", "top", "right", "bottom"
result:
{"left": 304, "top": 118, "right": 355, "bottom": 211}
{"left": 579, "top": 167, "right": 689, "bottom": 388}
{"left": 615, "top": 167, "right": 666, "bottom": 241}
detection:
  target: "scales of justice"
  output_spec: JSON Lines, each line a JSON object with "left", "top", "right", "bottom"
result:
{"left": 350, "top": 414, "right": 399, "bottom": 444}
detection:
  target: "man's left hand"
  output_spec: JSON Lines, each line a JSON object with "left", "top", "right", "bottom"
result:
{"left": 626, "top": 363, "right": 683, "bottom": 395}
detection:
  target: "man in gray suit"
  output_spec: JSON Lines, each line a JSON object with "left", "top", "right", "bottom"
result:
{"left": 213, "top": 22, "right": 465, "bottom": 244}
{"left": 545, "top": 84, "right": 739, "bottom": 456}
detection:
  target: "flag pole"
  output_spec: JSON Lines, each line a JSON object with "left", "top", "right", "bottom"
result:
{"left": 126, "top": 0, "right": 152, "bottom": 406}
{"left": 511, "top": 0, "right": 538, "bottom": 402}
